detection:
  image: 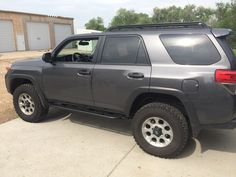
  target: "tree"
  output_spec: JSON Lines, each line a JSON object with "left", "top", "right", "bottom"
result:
{"left": 110, "top": 8, "right": 151, "bottom": 27}
{"left": 195, "top": 6, "right": 214, "bottom": 23}
{"left": 181, "top": 5, "right": 197, "bottom": 21}
{"left": 152, "top": 6, "right": 182, "bottom": 23}
{"left": 152, "top": 5, "right": 214, "bottom": 25}
{"left": 85, "top": 0, "right": 236, "bottom": 32}
{"left": 214, "top": 0, "right": 236, "bottom": 31}
{"left": 85, "top": 17, "right": 106, "bottom": 31}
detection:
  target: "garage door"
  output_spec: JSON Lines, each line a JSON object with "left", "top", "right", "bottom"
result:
{"left": 0, "top": 20, "right": 15, "bottom": 52}
{"left": 54, "top": 24, "right": 72, "bottom": 46}
{"left": 27, "top": 22, "right": 51, "bottom": 50}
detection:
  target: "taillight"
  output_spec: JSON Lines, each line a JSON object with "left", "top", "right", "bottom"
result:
{"left": 215, "top": 69, "right": 236, "bottom": 83}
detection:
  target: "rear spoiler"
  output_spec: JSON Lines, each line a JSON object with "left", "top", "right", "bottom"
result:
{"left": 211, "top": 28, "right": 232, "bottom": 38}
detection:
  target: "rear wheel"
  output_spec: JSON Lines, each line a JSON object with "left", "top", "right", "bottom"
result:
{"left": 132, "top": 102, "right": 189, "bottom": 158}
{"left": 13, "top": 84, "right": 48, "bottom": 122}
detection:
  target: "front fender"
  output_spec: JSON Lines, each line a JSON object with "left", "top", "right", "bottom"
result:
{"left": 5, "top": 72, "right": 48, "bottom": 109}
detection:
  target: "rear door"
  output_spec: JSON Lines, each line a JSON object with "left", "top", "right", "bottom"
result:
{"left": 92, "top": 35, "right": 151, "bottom": 113}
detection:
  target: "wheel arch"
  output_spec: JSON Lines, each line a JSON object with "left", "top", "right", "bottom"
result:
{"left": 127, "top": 89, "right": 201, "bottom": 137}
{"left": 9, "top": 75, "right": 48, "bottom": 109}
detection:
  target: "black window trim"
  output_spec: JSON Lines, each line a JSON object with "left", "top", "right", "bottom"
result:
{"left": 98, "top": 34, "right": 151, "bottom": 66}
{"left": 160, "top": 34, "right": 222, "bottom": 65}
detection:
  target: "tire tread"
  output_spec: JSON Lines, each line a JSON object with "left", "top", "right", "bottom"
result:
{"left": 132, "top": 102, "right": 189, "bottom": 158}
{"left": 13, "top": 84, "right": 48, "bottom": 122}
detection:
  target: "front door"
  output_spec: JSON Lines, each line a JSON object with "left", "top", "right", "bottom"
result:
{"left": 42, "top": 37, "right": 100, "bottom": 106}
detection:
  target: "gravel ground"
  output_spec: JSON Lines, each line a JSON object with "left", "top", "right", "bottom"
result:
{"left": 0, "top": 51, "right": 45, "bottom": 124}
{"left": 0, "top": 60, "right": 17, "bottom": 123}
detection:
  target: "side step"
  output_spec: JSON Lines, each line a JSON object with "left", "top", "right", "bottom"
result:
{"left": 52, "top": 104, "right": 126, "bottom": 119}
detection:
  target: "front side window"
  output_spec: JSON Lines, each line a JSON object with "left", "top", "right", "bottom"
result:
{"left": 101, "top": 36, "right": 149, "bottom": 65}
{"left": 56, "top": 38, "right": 98, "bottom": 63}
{"left": 160, "top": 34, "right": 221, "bottom": 65}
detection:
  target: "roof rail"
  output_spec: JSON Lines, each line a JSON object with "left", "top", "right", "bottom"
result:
{"left": 106, "top": 22, "right": 209, "bottom": 32}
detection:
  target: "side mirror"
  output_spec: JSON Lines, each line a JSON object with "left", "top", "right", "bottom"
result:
{"left": 42, "top": 52, "right": 53, "bottom": 63}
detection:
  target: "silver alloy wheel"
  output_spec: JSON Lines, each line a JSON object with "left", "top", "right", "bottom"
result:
{"left": 142, "top": 117, "right": 173, "bottom": 147}
{"left": 18, "top": 93, "right": 35, "bottom": 116}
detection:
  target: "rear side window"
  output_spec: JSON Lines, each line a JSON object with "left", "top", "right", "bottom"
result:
{"left": 160, "top": 34, "right": 221, "bottom": 65}
{"left": 101, "top": 36, "right": 149, "bottom": 65}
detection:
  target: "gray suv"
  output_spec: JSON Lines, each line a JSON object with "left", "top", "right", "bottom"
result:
{"left": 5, "top": 22, "right": 236, "bottom": 158}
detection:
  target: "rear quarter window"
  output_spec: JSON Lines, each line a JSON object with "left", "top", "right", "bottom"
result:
{"left": 160, "top": 34, "right": 221, "bottom": 65}
{"left": 227, "top": 33, "right": 236, "bottom": 56}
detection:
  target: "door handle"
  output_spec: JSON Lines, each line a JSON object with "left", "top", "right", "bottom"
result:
{"left": 77, "top": 69, "right": 91, "bottom": 76}
{"left": 127, "top": 72, "right": 144, "bottom": 79}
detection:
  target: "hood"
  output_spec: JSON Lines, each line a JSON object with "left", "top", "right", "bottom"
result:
{"left": 12, "top": 58, "right": 45, "bottom": 67}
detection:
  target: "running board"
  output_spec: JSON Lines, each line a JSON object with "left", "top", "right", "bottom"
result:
{"left": 52, "top": 105, "right": 125, "bottom": 119}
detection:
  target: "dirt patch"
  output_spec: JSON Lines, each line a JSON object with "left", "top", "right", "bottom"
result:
{"left": 0, "top": 60, "right": 17, "bottom": 123}
{"left": 0, "top": 51, "right": 45, "bottom": 124}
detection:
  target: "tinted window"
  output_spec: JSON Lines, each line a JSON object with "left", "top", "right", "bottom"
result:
{"left": 226, "top": 33, "right": 236, "bottom": 56}
{"left": 160, "top": 34, "right": 221, "bottom": 65}
{"left": 102, "top": 36, "right": 148, "bottom": 64}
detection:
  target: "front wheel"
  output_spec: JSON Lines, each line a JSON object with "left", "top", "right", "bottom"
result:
{"left": 13, "top": 84, "right": 48, "bottom": 122}
{"left": 132, "top": 102, "right": 189, "bottom": 158}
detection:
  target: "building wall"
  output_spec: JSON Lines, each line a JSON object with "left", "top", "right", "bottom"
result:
{"left": 0, "top": 11, "right": 74, "bottom": 51}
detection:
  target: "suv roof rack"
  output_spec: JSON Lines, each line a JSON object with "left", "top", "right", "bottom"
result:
{"left": 106, "top": 22, "right": 209, "bottom": 32}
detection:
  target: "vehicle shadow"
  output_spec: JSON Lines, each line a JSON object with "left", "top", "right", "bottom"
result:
{"left": 42, "top": 107, "right": 71, "bottom": 122}
{"left": 176, "top": 138, "right": 196, "bottom": 159}
{"left": 197, "top": 129, "right": 236, "bottom": 153}
{"left": 68, "top": 112, "right": 132, "bottom": 136}
{"left": 68, "top": 112, "right": 197, "bottom": 158}
{"left": 42, "top": 109, "right": 236, "bottom": 157}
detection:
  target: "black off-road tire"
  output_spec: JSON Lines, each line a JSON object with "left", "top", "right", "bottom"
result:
{"left": 132, "top": 102, "right": 189, "bottom": 158}
{"left": 13, "top": 84, "right": 48, "bottom": 122}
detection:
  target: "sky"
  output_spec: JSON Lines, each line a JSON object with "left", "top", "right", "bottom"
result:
{"left": 0, "top": 0, "right": 232, "bottom": 29}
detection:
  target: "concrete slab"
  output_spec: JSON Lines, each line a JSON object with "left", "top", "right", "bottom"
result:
{"left": 110, "top": 129, "right": 236, "bottom": 177}
{"left": 1, "top": 108, "right": 236, "bottom": 177}
{"left": 0, "top": 109, "right": 135, "bottom": 177}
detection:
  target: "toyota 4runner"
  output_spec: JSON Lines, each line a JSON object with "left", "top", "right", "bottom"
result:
{"left": 5, "top": 22, "right": 236, "bottom": 158}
